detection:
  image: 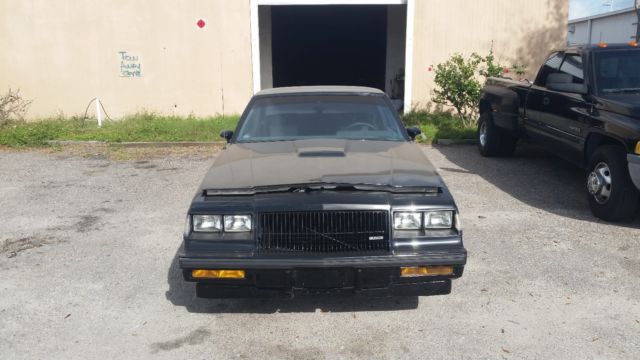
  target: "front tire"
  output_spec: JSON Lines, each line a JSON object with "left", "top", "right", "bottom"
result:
{"left": 586, "top": 146, "right": 639, "bottom": 221}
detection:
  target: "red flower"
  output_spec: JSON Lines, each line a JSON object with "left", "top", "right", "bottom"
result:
{"left": 503, "top": 67, "right": 510, "bottom": 74}
{"left": 427, "top": 66, "right": 432, "bottom": 72}
{"left": 196, "top": 19, "right": 206, "bottom": 28}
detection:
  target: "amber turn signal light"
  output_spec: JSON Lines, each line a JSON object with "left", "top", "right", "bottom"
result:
{"left": 635, "top": 141, "right": 640, "bottom": 155}
{"left": 629, "top": 41, "right": 638, "bottom": 47}
{"left": 400, "top": 266, "right": 454, "bottom": 277}
{"left": 191, "top": 269, "right": 246, "bottom": 279}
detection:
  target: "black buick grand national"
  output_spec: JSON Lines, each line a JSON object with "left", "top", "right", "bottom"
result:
{"left": 180, "top": 86, "right": 467, "bottom": 298}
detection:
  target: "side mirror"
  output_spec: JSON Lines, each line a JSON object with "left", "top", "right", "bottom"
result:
{"left": 406, "top": 127, "right": 421, "bottom": 140}
{"left": 547, "top": 82, "right": 588, "bottom": 95}
{"left": 220, "top": 130, "right": 233, "bottom": 143}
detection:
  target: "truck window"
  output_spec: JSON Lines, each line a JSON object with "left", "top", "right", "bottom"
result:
{"left": 535, "top": 52, "right": 564, "bottom": 86}
{"left": 559, "top": 54, "right": 584, "bottom": 84}
{"left": 594, "top": 50, "right": 640, "bottom": 94}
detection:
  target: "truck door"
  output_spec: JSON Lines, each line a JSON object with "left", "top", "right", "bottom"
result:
{"left": 525, "top": 53, "right": 591, "bottom": 164}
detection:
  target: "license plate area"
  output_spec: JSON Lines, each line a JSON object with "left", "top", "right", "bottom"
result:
{"left": 292, "top": 268, "right": 355, "bottom": 289}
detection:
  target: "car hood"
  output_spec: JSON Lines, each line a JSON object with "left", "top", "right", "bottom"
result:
{"left": 199, "top": 139, "right": 443, "bottom": 191}
{"left": 597, "top": 95, "right": 640, "bottom": 119}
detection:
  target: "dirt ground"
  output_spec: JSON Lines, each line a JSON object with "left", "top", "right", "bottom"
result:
{"left": 0, "top": 144, "right": 639, "bottom": 359}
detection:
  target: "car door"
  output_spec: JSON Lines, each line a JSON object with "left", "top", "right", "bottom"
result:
{"left": 525, "top": 53, "right": 592, "bottom": 164}
{"left": 525, "top": 52, "right": 564, "bottom": 146}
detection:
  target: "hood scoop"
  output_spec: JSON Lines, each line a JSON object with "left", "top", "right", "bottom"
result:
{"left": 296, "top": 144, "right": 347, "bottom": 158}
{"left": 298, "top": 150, "right": 346, "bottom": 157}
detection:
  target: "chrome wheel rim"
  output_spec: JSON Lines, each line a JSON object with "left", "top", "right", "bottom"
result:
{"left": 587, "top": 162, "right": 612, "bottom": 204}
{"left": 479, "top": 121, "right": 487, "bottom": 147}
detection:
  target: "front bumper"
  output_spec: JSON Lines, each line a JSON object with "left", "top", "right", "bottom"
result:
{"left": 179, "top": 249, "right": 466, "bottom": 298}
{"left": 629, "top": 154, "right": 640, "bottom": 190}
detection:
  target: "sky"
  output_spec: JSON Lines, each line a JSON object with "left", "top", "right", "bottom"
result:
{"left": 569, "top": 0, "right": 635, "bottom": 19}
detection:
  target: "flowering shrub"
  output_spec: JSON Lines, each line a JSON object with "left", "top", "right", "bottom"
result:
{"left": 431, "top": 51, "right": 526, "bottom": 127}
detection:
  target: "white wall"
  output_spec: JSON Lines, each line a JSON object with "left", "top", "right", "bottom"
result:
{"left": 568, "top": 9, "right": 637, "bottom": 45}
{"left": 568, "top": 21, "right": 590, "bottom": 45}
{"left": 0, "top": 0, "right": 254, "bottom": 119}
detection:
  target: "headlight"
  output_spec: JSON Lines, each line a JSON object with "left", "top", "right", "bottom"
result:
{"left": 193, "top": 215, "right": 222, "bottom": 232}
{"left": 425, "top": 211, "right": 453, "bottom": 229}
{"left": 224, "top": 215, "right": 252, "bottom": 232}
{"left": 393, "top": 212, "right": 422, "bottom": 230}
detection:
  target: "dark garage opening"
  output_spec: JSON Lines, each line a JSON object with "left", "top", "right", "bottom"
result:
{"left": 271, "top": 6, "right": 388, "bottom": 90}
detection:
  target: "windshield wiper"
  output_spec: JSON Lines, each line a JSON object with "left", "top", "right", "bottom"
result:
{"left": 603, "top": 88, "right": 640, "bottom": 94}
{"left": 204, "top": 182, "right": 440, "bottom": 196}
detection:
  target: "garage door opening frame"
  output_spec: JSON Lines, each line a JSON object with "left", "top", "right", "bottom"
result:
{"left": 250, "top": 0, "right": 415, "bottom": 113}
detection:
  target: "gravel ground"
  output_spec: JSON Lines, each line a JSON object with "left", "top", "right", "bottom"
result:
{"left": 0, "top": 144, "right": 639, "bottom": 359}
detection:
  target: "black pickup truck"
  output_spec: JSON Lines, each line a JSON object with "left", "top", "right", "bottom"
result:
{"left": 478, "top": 44, "right": 640, "bottom": 221}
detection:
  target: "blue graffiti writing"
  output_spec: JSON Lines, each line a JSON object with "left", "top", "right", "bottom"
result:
{"left": 119, "top": 51, "right": 142, "bottom": 77}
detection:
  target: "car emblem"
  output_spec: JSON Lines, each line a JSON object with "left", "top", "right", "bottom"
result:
{"left": 368, "top": 236, "right": 384, "bottom": 241}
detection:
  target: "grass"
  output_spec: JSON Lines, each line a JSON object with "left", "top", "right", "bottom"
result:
{"left": 401, "top": 110, "right": 476, "bottom": 144}
{"left": 0, "top": 110, "right": 475, "bottom": 148}
{"left": 0, "top": 113, "right": 240, "bottom": 148}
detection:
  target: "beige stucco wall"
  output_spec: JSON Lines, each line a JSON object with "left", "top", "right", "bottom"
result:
{"left": 0, "top": 0, "right": 253, "bottom": 119}
{"left": 1, "top": 0, "right": 568, "bottom": 118}
{"left": 411, "top": 0, "right": 569, "bottom": 109}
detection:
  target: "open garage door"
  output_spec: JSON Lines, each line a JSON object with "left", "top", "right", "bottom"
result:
{"left": 254, "top": 2, "right": 408, "bottom": 110}
{"left": 271, "top": 6, "right": 387, "bottom": 90}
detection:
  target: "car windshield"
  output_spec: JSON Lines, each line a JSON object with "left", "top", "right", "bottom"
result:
{"left": 595, "top": 50, "right": 640, "bottom": 94}
{"left": 235, "top": 95, "right": 406, "bottom": 142}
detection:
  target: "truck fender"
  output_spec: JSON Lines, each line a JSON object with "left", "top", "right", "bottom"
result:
{"left": 480, "top": 85, "right": 519, "bottom": 132}
{"left": 583, "top": 131, "right": 628, "bottom": 166}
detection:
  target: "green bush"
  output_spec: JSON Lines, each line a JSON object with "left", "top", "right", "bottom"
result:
{"left": 431, "top": 53, "right": 484, "bottom": 127}
{"left": 430, "top": 50, "right": 526, "bottom": 127}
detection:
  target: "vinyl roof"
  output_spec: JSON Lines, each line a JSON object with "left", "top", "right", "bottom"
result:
{"left": 255, "top": 86, "right": 385, "bottom": 96}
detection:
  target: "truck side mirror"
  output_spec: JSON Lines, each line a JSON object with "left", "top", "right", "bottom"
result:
{"left": 406, "top": 127, "right": 421, "bottom": 140}
{"left": 220, "top": 130, "right": 234, "bottom": 143}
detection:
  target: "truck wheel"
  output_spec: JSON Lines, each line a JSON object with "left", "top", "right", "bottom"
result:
{"left": 477, "top": 113, "right": 502, "bottom": 157}
{"left": 586, "top": 146, "right": 640, "bottom": 221}
{"left": 478, "top": 113, "right": 517, "bottom": 157}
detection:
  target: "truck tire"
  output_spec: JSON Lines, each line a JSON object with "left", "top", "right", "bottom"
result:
{"left": 477, "top": 113, "right": 516, "bottom": 157}
{"left": 586, "top": 146, "right": 640, "bottom": 221}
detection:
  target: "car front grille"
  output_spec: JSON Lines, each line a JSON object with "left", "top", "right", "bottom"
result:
{"left": 258, "top": 210, "right": 390, "bottom": 254}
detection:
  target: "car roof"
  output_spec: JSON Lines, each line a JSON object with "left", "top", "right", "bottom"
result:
{"left": 255, "top": 86, "right": 386, "bottom": 97}
{"left": 563, "top": 43, "right": 640, "bottom": 54}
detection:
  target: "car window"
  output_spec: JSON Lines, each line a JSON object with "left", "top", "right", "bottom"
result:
{"left": 235, "top": 95, "right": 406, "bottom": 142}
{"left": 535, "top": 52, "right": 564, "bottom": 86}
{"left": 559, "top": 54, "right": 584, "bottom": 84}
{"left": 595, "top": 50, "right": 640, "bottom": 94}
